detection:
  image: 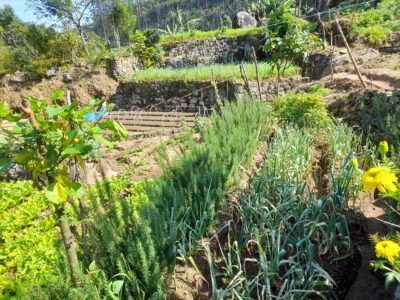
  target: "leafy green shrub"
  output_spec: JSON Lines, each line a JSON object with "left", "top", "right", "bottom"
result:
{"left": 272, "top": 92, "right": 332, "bottom": 128}
{"left": 0, "top": 41, "right": 15, "bottom": 75}
{"left": 357, "top": 25, "right": 390, "bottom": 45}
{"left": 48, "top": 31, "right": 85, "bottom": 64}
{"left": 350, "top": 0, "right": 400, "bottom": 45}
{"left": 26, "top": 56, "right": 58, "bottom": 77}
{"left": 131, "top": 30, "right": 161, "bottom": 68}
{"left": 359, "top": 90, "right": 400, "bottom": 149}
{"left": 143, "top": 28, "right": 161, "bottom": 47}
{"left": 222, "top": 15, "right": 233, "bottom": 29}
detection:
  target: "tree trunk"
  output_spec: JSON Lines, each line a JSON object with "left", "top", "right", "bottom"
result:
{"left": 276, "top": 64, "right": 281, "bottom": 95}
{"left": 77, "top": 25, "right": 89, "bottom": 55}
{"left": 58, "top": 208, "right": 81, "bottom": 287}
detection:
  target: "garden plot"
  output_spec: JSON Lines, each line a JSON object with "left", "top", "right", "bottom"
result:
{"left": 1, "top": 91, "right": 400, "bottom": 299}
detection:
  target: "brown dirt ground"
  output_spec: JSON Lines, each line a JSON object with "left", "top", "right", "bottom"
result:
{"left": 344, "top": 193, "right": 393, "bottom": 300}
{"left": 0, "top": 66, "right": 118, "bottom": 106}
{"left": 86, "top": 135, "right": 181, "bottom": 185}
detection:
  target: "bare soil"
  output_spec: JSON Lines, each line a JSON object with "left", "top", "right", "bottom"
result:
{"left": 86, "top": 135, "right": 181, "bottom": 185}
{"left": 0, "top": 66, "right": 118, "bottom": 106}
{"left": 344, "top": 193, "right": 392, "bottom": 300}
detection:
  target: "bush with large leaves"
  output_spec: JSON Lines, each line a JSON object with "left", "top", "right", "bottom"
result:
{"left": 0, "top": 91, "right": 127, "bottom": 286}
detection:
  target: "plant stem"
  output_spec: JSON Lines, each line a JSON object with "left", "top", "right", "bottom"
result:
{"left": 58, "top": 206, "right": 82, "bottom": 287}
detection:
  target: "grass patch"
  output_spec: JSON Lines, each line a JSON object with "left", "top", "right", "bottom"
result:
{"left": 159, "top": 27, "right": 266, "bottom": 45}
{"left": 126, "top": 62, "right": 299, "bottom": 83}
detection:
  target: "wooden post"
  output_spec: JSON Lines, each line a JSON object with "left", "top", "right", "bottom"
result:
{"left": 240, "top": 62, "right": 252, "bottom": 98}
{"left": 251, "top": 46, "right": 262, "bottom": 100}
{"left": 66, "top": 90, "right": 72, "bottom": 106}
{"left": 335, "top": 17, "right": 368, "bottom": 89}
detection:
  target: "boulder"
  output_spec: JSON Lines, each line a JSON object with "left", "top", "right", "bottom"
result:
{"left": 302, "top": 47, "right": 380, "bottom": 80}
{"left": 45, "top": 68, "right": 57, "bottom": 78}
{"left": 233, "top": 11, "right": 257, "bottom": 29}
{"left": 63, "top": 73, "right": 73, "bottom": 83}
{"left": 9, "top": 71, "right": 37, "bottom": 83}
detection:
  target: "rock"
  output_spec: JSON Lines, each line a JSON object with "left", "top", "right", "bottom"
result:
{"left": 302, "top": 47, "right": 379, "bottom": 80}
{"left": 45, "top": 68, "right": 57, "bottom": 78}
{"left": 4, "top": 163, "right": 32, "bottom": 181}
{"left": 233, "top": 11, "right": 257, "bottom": 29}
{"left": 258, "top": 18, "right": 269, "bottom": 27}
{"left": 9, "top": 71, "right": 36, "bottom": 83}
{"left": 63, "top": 73, "right": 73, "bottom": 83}
{"left": 107, "top": 57, "right": 142, "bottom": 79}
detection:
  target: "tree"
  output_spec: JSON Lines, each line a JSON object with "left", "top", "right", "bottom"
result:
{"left": 0, "top": 4, "right": 16, "bottom": 28}
{"left": 0, "top": 92, "right": 127, "bottom": 286}
{"left": 30, "top": 0, "right": 95, "bottom": 53}
{"left": 262, "top": 0, "right": 323, "bottom": 91}
{"left": 111, "top": 0, "right": 137, "bottom": 47}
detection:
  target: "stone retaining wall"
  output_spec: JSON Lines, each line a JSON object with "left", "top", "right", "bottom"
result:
{"left": 163, "top": 35, "right": 263, "bottom": 68}
{"left": 110, "top": 77, "right": 310, "bottom": 113}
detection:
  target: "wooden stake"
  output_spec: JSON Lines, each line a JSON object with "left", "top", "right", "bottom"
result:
{"left": 66, "top": 90, "right": 72, "bottom": 106}
{"left": 335, "top": 17, "right": 368, "bottom": 89}
{"left": 240, "top": 62, "right": 252, "bottom": 98}
{"left": 251, "top": 46, "right": 262, "bottom": 100}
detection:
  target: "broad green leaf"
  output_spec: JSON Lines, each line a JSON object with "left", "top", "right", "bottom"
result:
{"left": 0, "top": 101, "right": 11, "bottom": 118}
{"left": 99, "top": 120, "right": 128, "bottom": 139}
{"left": 93, "top": 134, "right": 114, "bottom": 148}
{"left": 51, "top": 89, "right": 65, "bottom": 101}
{"left": 29, "top": 97, "right": 40, "bottom": 113}
{"left": 15, "top": 150, "right": 32, "bottom": 164}
{"left": 61, "top": 147, "right": 81, "bottom": 156}
{"left": 108, "top": 280, "right": 124, "bottom": 298}
{"left": 46, "top": 106, "right": 66, "bottom": 118}
{"left": 70, "top": 182, "right": 85, "bottom": 198}
{"left": 6, "top": 113, "right": 22, "bottom": 122}
{"left": 45, "top": 181, "right": 69, "bottom": 205}
{"left": 0, "top": 157, "right": 11, "bottom": 173}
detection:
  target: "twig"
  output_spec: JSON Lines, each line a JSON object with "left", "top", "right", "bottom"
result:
{"left": 374, "top": 217, "right": 400, "bottom": 229}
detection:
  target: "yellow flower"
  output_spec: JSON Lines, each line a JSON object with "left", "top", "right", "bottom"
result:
{"left": 379, "top": 141, "right": 389, "bottom": 156}
{"left": 362, "top": 167, "right": 398, "bottom": 193}
{"left": 350, "top": 158, "right": 359, "bottom": 169}
{"left": 375, "top": 240, "right": 400, "bottom": 262}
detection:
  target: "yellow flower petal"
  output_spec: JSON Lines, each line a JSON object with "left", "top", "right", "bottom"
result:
{"left": 375, "top": 240, "right": 400, "bottom": 262}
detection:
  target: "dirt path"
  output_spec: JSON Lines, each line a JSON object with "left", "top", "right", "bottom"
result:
{"left": 331, "top": 69, "right": 400, "bottom": 91}
{"left": 345, "top": 193, "right": 389, "bottom": 300}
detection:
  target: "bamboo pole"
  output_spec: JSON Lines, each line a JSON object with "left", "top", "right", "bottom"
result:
{"left": 335, "top": 17, "right": 368, "bottom": 89}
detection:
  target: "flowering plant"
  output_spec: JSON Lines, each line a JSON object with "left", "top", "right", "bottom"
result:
{"left": 361, "top": 141, "right": 400, "bottom": 286}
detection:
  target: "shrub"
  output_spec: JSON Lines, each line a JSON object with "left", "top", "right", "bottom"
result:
{"left": 131, "top": 30, "right": 161, "bottom": 67}
{"left": 143, "top": 28, "right": 161, "bottom": 47}
{"left": 358, "top": 90, "right": 400, "bottom": 149}
{"left": 272, "top": 92, "right": 332, "bottom": 128}
{"left": 222, "top": 15, "right": 233, "bottom": 29}
{"left": 48, "top": 31, "right": 85, "bottom": 64}
{"left": 349, "top": 0, "right": 400, "bottom": 46}
{"left": 26, "top": 56, "right": 58, "bottom": 77}
{"left": 357, "top": 25, "right": 390, "bottom": 45}
{"left": 0, "top": 41, "right": 15, "bottom": 75}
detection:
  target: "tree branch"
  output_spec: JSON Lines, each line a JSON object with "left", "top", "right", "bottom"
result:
{"left": 18, "top": 102, "right": 41, "bottom": 131}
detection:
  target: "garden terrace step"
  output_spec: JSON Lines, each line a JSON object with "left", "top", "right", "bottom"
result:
{"left": 107, "top": 111, "right": 197, "bottom": 117}
{"left": 118, "top": 120, "right": 194, "bottom": 128}
{"left": 122, "top": 125, "right": 183, "bottom": 133}
{"left": 110, "top": 115, "right": 197, "bottom": 122}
